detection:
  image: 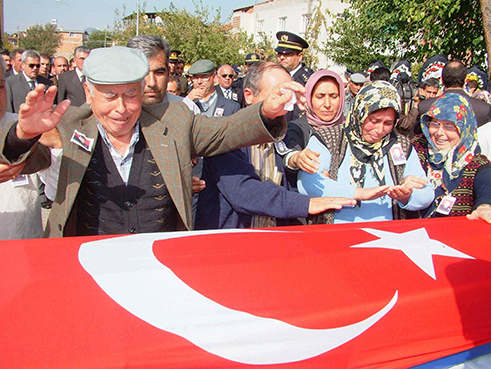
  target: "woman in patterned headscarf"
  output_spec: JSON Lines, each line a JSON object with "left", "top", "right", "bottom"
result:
{"left": 412, "top": 93, "right": 491, "bottom": 222}
{"left": 296, "top": 80, "right": 434, "bottom": 224}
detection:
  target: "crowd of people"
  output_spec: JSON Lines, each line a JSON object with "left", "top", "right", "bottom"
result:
{"left": 0, "top": 30, "right": 490, "bottom": 240}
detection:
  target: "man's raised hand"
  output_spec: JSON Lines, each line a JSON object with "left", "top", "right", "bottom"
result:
{"left": 17, "top": 85, "right": 71, "bottom": 140}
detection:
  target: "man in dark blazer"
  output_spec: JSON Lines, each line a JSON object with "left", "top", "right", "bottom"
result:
{"left": 57, "top": 46, "right": 90, "bottom": 107}
{"left": 4, "top": 49, "right": 24, "bottom": 79}
{"left": 187, "top": 59, "right": 240, "bottom": 117}
{"left": 6, "top": 50, "right": 53, "bottom": 113}
{"left": 0, "top": 46, "right": 307, "bottom": 237}
{"left": 416, "top": 61, "right": 491, "bottom": 135}
{"left": 215, "top": 64, "right": 244, "bottom": 108}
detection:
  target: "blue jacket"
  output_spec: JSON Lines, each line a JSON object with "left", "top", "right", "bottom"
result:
{"left": 195, "top": 144, "right": 310, "bottom": 229}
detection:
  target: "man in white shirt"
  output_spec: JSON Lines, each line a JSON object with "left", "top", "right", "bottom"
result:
{"left": 215, "top": 64, "right": 241, "bottom": 104}
{"left": 6, "top": 50, "right": 53, "bottom": 113}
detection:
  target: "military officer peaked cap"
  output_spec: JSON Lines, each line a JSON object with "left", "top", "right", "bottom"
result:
{"left": 82, "top": 46, "right": 149, "bottom": 85}
{"left": 245, "top": 53, "right": 260, "bottom": 64}
{"left": 169, "top": 50, "right": 182, "bottom": 63}
{"left": 275, "top": 31, "right": 309, "bottom": 53}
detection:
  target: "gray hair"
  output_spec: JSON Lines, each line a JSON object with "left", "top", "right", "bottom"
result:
{"left": 74, "top": 46, "right": 90, "bottom": 58}
{"left": 243, "top": 62, "right": 289, "bottom": 96}
{"left": 127, "top": 35, "right": 171, "bottom": 63}
{"left": 21, "top": 49, "right": 41, "bottom": 63}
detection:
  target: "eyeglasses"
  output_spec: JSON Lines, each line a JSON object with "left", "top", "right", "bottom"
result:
{"left": 428, "top": 121, "right": 458, "bottom": 132}
{"left": 28, "top": 63, "right": 41, "bottom": 69}
{"left": 220, "top": 74, "right": 234, "bottom": 79}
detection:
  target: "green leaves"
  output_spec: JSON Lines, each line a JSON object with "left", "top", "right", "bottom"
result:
{"left": 111, "top": 1, "right": 257, "bottom": 66}
{"left": 322, "top": 0, "right": 486, "bottom": 72}
{"left": 18, "top": 24, "right": 63, "bottom": 56}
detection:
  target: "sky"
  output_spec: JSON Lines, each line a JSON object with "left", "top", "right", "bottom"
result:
{"left": 4, "top": 0, "right": 256, "bottom": 33}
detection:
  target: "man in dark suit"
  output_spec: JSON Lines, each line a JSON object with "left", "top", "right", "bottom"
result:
{"left": 50, "top": 56, "right": 69, "bottom": 86}
{"left": 215, "top": 64, "right": 244, "bottom": 107}
{"left": 187, "top": 59, "right": 240, "bottom": 117}
{"left": 416, "top": 61, "right": 491, "bottom": 135}
{"left": 57, "top": 46, "right": 90, "bottom": 107}
{"left": 5, "top": 49, "right": 24, "bottom": 79}
{"left": 0, "top": 46, "right": 307, "bottom": 237}
{"left": 6, "top": 50, "right": 53, "bottom": 113}
{"left": 275, "top": 31, "right": 314, "bottom": 121}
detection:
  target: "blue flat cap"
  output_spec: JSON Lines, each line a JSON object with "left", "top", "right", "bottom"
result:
{"left": 82, "top": 46, "right": 149, "bottom": 84}
{"left": 188, "top": 59, "right": 215, "bottom": 75}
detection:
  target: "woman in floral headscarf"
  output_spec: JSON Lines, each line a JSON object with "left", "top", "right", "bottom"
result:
{"left": 295, "top": 80, "right": 434, "bottom": 224}
{"left": 412, "top": 93, "right": 491, "bottom": 222}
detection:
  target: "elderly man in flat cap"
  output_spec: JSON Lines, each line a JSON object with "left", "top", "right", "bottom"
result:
{"left": 343, "top": 72, "right": 367, "bottom": 117}
{"left": 187, "top": 59, "right": 240, "bottom": 117}
{"left": 0, "top": 46, "right": 306, "bottom": 237}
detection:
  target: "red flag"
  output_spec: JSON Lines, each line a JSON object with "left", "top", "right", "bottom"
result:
{"left": 0, "top": 217, "right": 490, "bottom": 368}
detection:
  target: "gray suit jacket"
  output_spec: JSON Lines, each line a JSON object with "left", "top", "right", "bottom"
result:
{"left": 195, "top": 93, "right": 241, "bottom": 117}
{"left": 0, "top": 101, "right": 286, "bottom": 237}
{"left": 57, "top": 70, "right": 86, "bottom": 107}
{"left": 6, "top": 73, "right": 53, "bottom": 113}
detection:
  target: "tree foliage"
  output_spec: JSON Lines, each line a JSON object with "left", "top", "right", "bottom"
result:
{"left": 18, "top": 24, "right": 63, "bottom": 56}
{"left": 112, "top": 1, "right": 255, "bottom": 66}
{"left": 323, "top": 0, "right": 485, "bottom": 72}
{"left": 87, "top": 29, "right": 114, "bottom": 49}
{"left": 303, "top": 3, "right": 329, "bottom": 70}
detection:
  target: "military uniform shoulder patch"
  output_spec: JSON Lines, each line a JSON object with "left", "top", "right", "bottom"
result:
{"left": 274, "top": 140, "right": 292, "bottom": 156}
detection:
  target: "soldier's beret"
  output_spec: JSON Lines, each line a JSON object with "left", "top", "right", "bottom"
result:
{"left": 188, "top": 59, "right": 215, "bottom": 75}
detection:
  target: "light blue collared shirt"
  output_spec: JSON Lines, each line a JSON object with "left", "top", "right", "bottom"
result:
{"left": 96, "top": 120, "right": 140, "bottom": 185}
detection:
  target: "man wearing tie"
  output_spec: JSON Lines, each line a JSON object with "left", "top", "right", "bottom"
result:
{"left": 57, "top": 46, "right": 90, "bottom": 107}
{"left": 215, "top": 64, "right": 242, "bottom": 105}
{"left": 6, "top": 49, "right": 53, "bottom": 113}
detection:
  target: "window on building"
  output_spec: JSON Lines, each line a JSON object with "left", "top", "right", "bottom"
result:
{"left": 232, "top": 16, "right": 241, "bottom": 29}
{"left": 256, "top": 19, "right": 264, "bottom": 33}
{"left": 302, "top": 13, "right": 311, "bottom": 34}
{"left": 278, "top": 17, "right": 287, "bottom": 31}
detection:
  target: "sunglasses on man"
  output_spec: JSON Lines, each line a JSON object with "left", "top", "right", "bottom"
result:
{"left": 220, "top": 74, "right": 234, "bottom": 79}
{"left": 28, "top": 63, "right": 41, "bottom": 69}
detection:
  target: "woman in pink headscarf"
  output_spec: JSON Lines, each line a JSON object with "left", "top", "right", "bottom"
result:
{"left": 284, "top": 70, "right": 346, "bottom": 173}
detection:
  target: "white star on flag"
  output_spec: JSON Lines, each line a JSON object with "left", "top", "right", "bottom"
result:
{"left": 351, "top": 228, "right": 475, "bottom": 280}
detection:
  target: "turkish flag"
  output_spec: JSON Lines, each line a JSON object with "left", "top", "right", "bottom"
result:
{"left": 0, "top": 217, "right": 490, "bottom": 368}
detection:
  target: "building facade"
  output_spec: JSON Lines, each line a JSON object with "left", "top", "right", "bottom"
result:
{"left": 231, "top": 0, "right": 349, "bottom": 71}
{"left": 56, "top": 30, "right": 88, "bottom": 59}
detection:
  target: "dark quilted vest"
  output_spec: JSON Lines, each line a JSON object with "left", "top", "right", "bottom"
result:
{"left": 308, "top": 125, "right": 412, "bottom": 224}
{"left": 66, "top": 133, "right": 177, "bottom": 236}
{"left": 412, "top": 135, "right": 491, "bottom": 217}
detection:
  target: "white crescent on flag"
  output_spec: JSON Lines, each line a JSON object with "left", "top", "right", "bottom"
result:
{"left": 79, "top": 230, "right": 398, "bottom": 365}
